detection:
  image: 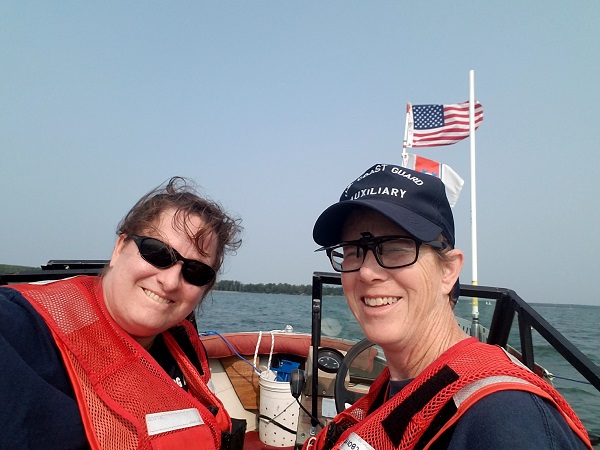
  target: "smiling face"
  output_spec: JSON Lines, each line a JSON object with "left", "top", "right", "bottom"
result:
{"left": 340, "top": 209, "right": 463, "bottom": 359}
{"left": 102, "top": 207, "right": 217, "bottom": 349}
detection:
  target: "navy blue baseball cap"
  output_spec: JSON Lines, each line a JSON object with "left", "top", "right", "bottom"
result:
{"left": 313, "top": 163, "right": 455, "bottom": 248}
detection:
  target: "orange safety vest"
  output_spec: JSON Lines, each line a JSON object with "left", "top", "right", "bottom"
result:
{"left": 305, "top": 338, "right": 591, "bottom": 450}
{"left": 14, "top": 276, "right": 231, "bottom": 450}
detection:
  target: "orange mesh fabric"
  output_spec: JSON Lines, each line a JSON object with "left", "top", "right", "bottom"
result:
{"left": 310, "top": 338, "right": 591, "bottom": 450}
{"left": 163, "top": 327, "right": 231, "bottom": 433}
{"left": 17, "top": 276, "right": 228, "bottom": 450}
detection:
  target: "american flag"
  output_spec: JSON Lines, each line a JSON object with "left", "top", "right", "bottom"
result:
{"left": 406, "top": 101, "right": 483, "bottom": 148}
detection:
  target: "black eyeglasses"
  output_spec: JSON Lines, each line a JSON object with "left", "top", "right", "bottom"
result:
{"left": 322, "top": 232, "right": 448, "bottom": 273}
{"left": 130, "top": 235, "right": 216, "bottom": 287}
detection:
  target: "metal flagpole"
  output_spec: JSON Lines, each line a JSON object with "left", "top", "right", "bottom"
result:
{"left": 469, "top": 69, "right": 481, "bottom": 339}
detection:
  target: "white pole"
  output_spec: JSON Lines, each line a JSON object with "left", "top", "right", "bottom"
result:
{"left": 469, "top": 69, "right": 480, "bottom": 333}
{"left": 401, "top": 103, "right": 411, "bottom": 166}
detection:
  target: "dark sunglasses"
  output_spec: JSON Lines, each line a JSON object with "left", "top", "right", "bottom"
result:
{"left": 130, "top": 235, "right": 216, "bottom": 287}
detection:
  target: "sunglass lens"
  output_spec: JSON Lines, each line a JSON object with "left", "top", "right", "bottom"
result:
{"left": 182, "top": 261, "right": 215, "bottom": 286}
{"left": 134, "top": 236, "right": 215, "bottom": 286}
{"left": 141, "top": 238, "right": 176, "bottom": 268}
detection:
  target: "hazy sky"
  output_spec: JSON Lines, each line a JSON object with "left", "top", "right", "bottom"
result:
{"left": 1, "top": 2, "right": 599, "bottom": 305}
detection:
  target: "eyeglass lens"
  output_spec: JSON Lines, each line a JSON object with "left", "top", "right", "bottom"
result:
{"left": 329, "top": 237, "right": 420, "bottom": 272}
{"left": 131, "top": 235, "right": 216, "bottom": 286}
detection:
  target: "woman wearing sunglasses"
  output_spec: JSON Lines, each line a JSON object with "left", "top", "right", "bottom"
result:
{"left": 0, "top": 177, "right": 243, "bottom": 450}
{"left": 304, "top": 164, "right": 591, "bottom": 450}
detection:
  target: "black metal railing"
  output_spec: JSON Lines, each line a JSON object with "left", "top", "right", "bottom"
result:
{"left": 310, "top": 271, "right": 600, "bottom": 444}
{"left": 311, "top": 272, "right": 600, "bottom": 391}
{"left": 457, "top": 284, "right": 600, "bottom": 392}
{"left": 0, "top": 260, "right": 108, "bottom": 285}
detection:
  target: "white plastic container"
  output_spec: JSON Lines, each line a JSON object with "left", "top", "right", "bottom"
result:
{"left": 258, "top": 371, "right": 300, "bottom": 447}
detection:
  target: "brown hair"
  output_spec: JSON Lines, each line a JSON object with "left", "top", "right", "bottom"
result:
{"left": 116, "top": 177, "right": 242, "bottom": 294}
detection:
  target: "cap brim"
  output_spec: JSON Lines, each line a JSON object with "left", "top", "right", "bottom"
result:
{"left": 313, "top": 199, "right": 443, "bottom": 246}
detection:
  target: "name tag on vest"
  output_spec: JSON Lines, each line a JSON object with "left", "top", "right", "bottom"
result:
{"left": 146, "top": 408, "right": 204, "bottom": 435}
{"left": 341, "top": 432, "right": 376, "bottom": 450}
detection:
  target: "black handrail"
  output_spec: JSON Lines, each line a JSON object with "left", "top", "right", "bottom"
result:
{"left": 458, "top": 285, "right": 600, "bottom": 392}
{"left": 310, "top": 271, "right": 600, "bottom": 421}
{"left": 0, "top": 260, "right": 108, "bottom": 285}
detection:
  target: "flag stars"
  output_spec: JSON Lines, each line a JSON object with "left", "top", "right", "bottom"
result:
{"left": 413, "top": 104, "right": 445, "bottom": 129}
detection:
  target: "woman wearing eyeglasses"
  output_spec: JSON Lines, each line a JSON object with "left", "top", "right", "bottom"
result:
{"left": 304, "top": 164, "right": 591, "bottom": 450}
{"left": 0, "top": 177, "right": 243, "bottom": 450}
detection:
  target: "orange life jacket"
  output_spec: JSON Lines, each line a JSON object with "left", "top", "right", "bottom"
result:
{"left": 14, "top": 276, "right": 231, "bottom": 450}
{"left": 304, "top": 338, "right": 591, "bottom": 450}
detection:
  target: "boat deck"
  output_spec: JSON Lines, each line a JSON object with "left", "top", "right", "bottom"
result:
{"left": 244, "top": 431, "right": 294, "bottom": 450}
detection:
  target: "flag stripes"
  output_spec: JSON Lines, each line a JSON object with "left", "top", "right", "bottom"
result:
{"left": 407, "top": 101, "right": 483, "bottom": 148}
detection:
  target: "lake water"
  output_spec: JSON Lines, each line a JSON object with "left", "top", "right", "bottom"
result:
{"left": 196, "top": 291, "right": 600, "bottom": 435}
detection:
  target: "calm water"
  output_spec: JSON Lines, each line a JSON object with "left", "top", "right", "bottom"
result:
{"left": 196, "top": 291, "right": 600, "bottom": 434}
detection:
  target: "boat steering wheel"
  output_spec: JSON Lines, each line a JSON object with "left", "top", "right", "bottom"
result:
{"left": 334, "top": 338, "right": 376, "bottom": 413}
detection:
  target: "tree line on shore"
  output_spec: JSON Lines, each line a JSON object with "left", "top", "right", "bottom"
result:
{"left": 214, "top": 279, "right": 343, "bottom": 296}
{"left": 0, "top": 264, "right": 344, "bottom": 296}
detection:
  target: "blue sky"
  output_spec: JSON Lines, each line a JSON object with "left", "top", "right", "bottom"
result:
{"left": 1, "top": 2, "right": 599, "bottom": 305}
